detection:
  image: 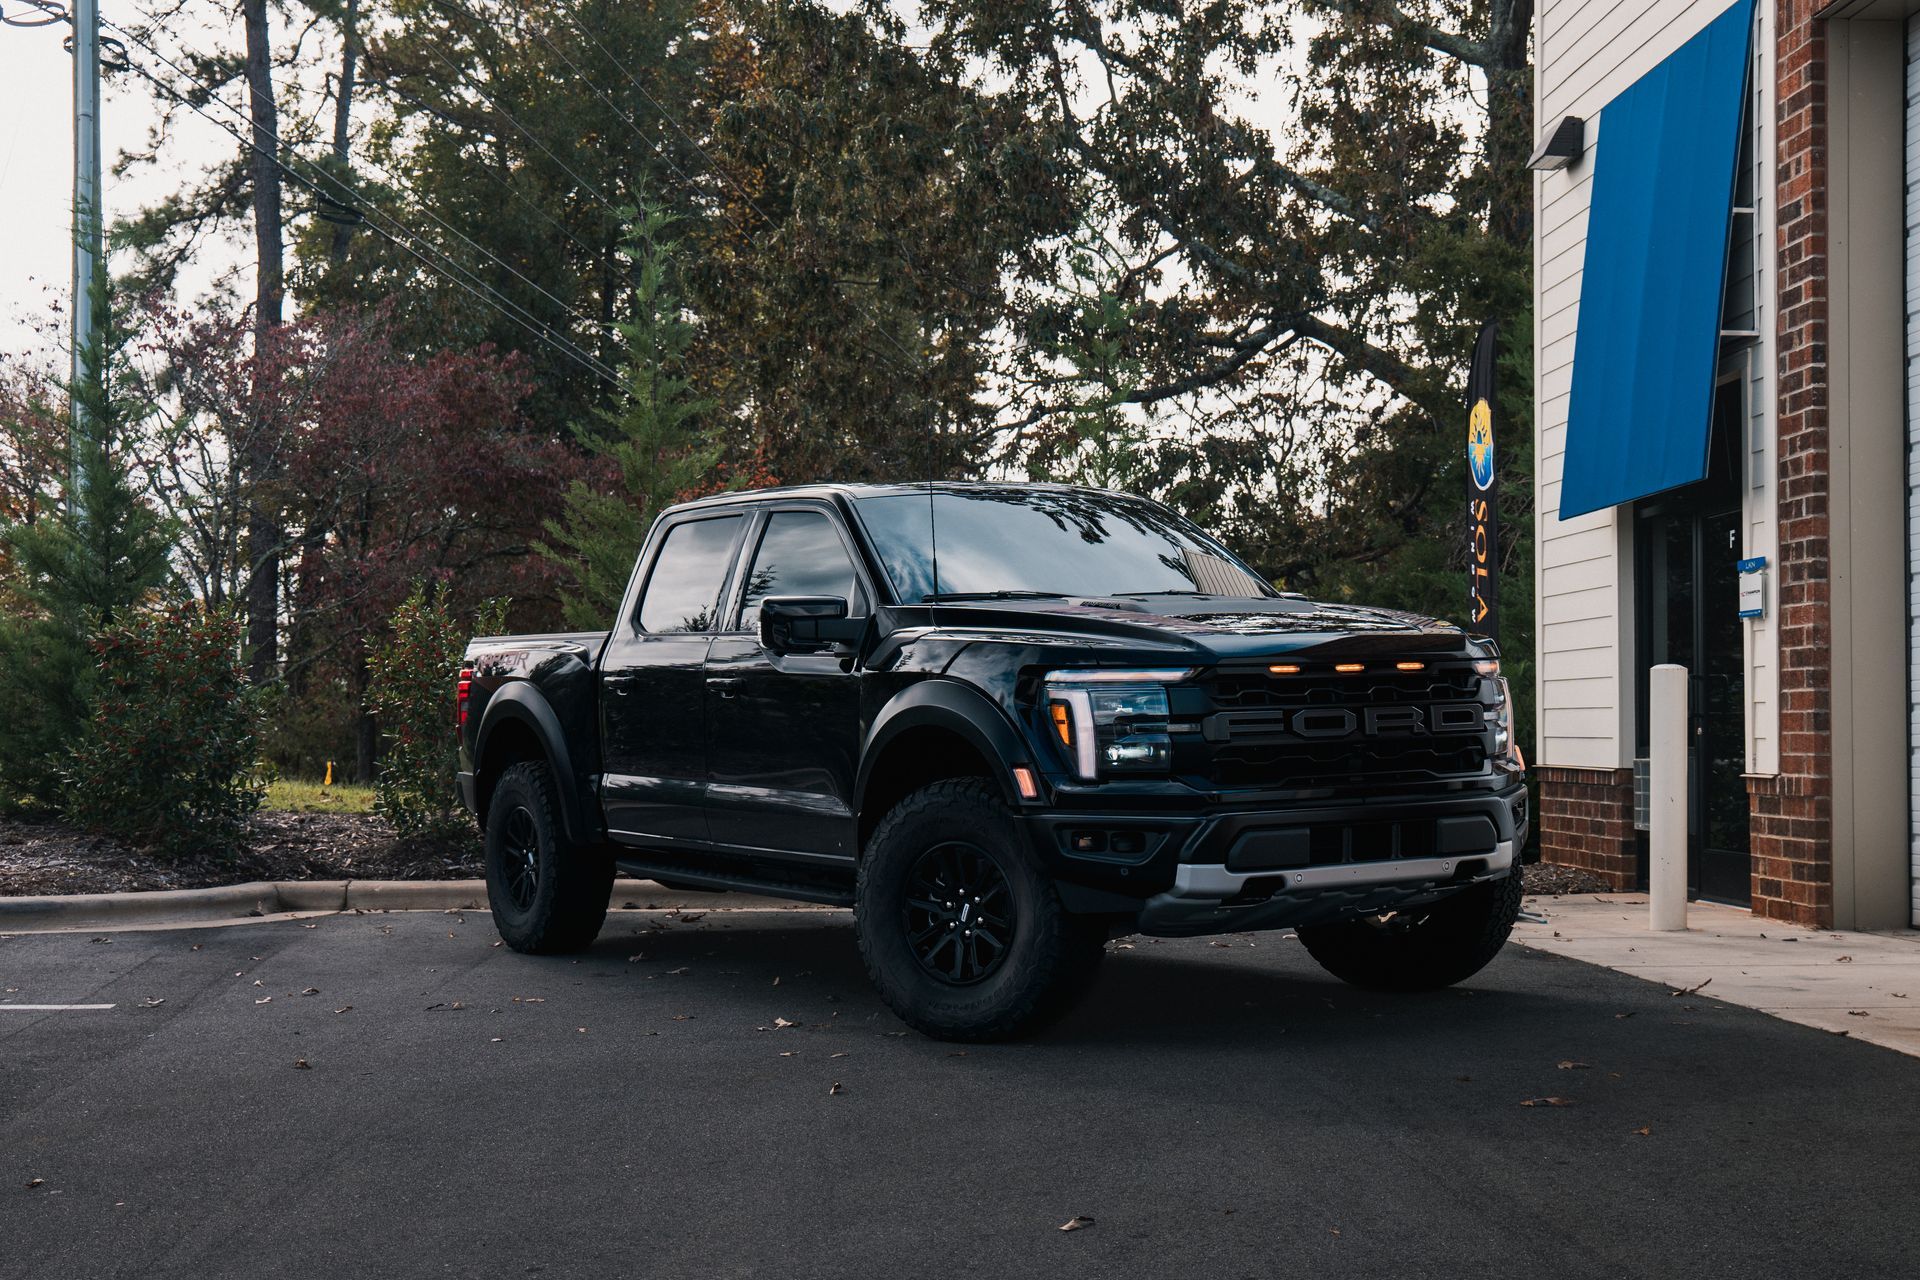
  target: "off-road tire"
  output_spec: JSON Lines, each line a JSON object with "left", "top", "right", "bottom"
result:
{"left": 1296, "top": 868, "right": 1524, "bottom": 992}
{"left": 856, "top": 779, "right": 1105, "bottom": 1041}
{"left": 485, "top": 761, "right": 613, "bottom": 954}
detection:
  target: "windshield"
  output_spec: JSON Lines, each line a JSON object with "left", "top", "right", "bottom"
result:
{"left": 852, "top": 487, "right": 1275, "bottom": 603}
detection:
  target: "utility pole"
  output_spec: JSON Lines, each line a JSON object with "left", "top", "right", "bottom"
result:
{"left": 69, "top": 0, "right": 102, "bottom": 505}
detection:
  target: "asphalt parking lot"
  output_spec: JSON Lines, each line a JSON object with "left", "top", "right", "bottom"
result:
{"left": 5, "top": 908, "right": 1918, "bottom": 1279}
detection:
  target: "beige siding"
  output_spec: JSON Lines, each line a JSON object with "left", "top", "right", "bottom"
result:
{"left": 1534, "top": 0, "right": 1779, "bottom": 774}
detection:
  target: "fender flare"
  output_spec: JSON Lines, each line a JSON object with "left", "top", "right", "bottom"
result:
{"left": 856, "top": 679, "right": 1033, "bottom": 816}
{"left": 474, "top": 683, "right": 592, "bottom": 846}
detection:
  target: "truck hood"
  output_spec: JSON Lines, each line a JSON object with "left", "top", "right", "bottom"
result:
{"left": 899, "top": 594, "right": 1474, "bottom": 663}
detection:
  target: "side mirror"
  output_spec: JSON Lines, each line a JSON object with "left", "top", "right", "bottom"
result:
{"left": 760, "top": 595, "right": 865, "bottom": 654}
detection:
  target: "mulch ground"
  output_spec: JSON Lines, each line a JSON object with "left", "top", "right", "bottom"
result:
{"left": 3, "top": 813, "right": 1615, "bottom": 899}
{"left": 0, "top": 812, "right": 483, "bottom": 897}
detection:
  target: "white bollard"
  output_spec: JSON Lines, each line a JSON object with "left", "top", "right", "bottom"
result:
{"left": 1648, "top": 663, "right": 1689, "bottom": 931}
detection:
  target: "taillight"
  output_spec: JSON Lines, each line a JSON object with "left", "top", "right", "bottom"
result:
{"left": 456, "top": 667, "right": 473, "bottom": 727}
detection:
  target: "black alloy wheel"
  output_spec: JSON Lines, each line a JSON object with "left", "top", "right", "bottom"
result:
{"left": 903, "top": 842, "right": 1017, "bottom": 985}
{"left": 499, "top": 804, "right": 541, "bottom": 912}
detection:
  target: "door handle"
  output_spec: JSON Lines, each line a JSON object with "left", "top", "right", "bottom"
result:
{"left": 707, "top": 676, "right": 742, "bottom": 700}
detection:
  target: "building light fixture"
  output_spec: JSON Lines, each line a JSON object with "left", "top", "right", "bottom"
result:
{"left": 1528, "top": 115, "right": 1586, "bottom": 171}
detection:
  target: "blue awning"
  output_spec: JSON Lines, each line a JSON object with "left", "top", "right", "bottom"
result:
{"left": 1558, "top": 0, "right": 1755, "bottom": 520}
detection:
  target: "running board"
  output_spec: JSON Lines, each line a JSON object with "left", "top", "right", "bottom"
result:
{"left": 612, "top": 859, "right": 855, "bottom": 908}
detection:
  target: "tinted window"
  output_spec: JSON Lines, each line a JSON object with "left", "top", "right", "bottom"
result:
{"left": 638, "top": 515, "right": 743, "bottom": 633}
{"left": 740, "top": 510, "right": 863, "bottom": 626}
{"left": 853, "top": 488, "right": 1273, "bottom": 602}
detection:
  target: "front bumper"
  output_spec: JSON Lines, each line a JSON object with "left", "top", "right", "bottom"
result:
{"left": 1136, "top": 840, "right": 1514, "bottom": 937}
{"left": 1022, "top": 783, "right": 1528, "bottom": 933}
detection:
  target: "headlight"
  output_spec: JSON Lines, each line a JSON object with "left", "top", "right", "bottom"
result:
{"left": 1491, "top": 676, "right": 1519, "bottom": 764}
{"left": 1044, "top": 669, "right": 1189, "bottom": 781}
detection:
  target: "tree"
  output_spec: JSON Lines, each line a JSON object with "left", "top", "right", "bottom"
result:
{"left": 922, "top": 0, "right": 1530, "bottom": 583}
{"left": 541, "top": 203, "right": 722, "bottom": 630}
{"left": 0, "top": 275, "right": 176, "bottom": 810}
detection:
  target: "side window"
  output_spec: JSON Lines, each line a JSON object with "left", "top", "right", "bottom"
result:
{"left": 637, "top": 515, "right": 743, "bottom": 634}
{"left": 740, "top": 511, "right": 864, "bottom": 627}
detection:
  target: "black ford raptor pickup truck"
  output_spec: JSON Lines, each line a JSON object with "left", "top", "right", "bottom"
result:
{"left": 458, "top": 482, "right": 1530, "bottom": 1040}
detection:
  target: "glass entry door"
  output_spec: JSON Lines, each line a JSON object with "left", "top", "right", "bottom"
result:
{"left": 1634, "top": 381, "right": 1751, "bottom": 905}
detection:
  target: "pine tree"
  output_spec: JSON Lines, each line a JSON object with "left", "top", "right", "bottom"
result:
{"left": 540, "top": 202, "right": 720, "bottom": 630}
{"left": 0, "top": 270, "right": 176, "bottom": 810}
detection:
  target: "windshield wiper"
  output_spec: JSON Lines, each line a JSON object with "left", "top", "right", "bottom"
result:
{"left": 921, "top": 590, "right": 1069, "bottom": 603}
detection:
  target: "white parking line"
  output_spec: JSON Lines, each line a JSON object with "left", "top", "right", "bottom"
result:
{"left": 0, "top": 1004, "right": 116, "bottom": 1011}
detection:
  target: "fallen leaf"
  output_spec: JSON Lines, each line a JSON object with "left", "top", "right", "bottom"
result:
{"left": 301, "top": 987, "right": 320, "bottom": 996}
{"left": 1847, "top": 1010, "right": 1870, "bottom": 1017}
{"left": 627, "top": 953, "right": 649, "bottom": 963}
{"left": 1519, "top": 1097, "right": 1572, "bottom": 1108}
{"left": 772, "top": 976, "right": 781, "bottom": 986}
{"left": 678, "top": 912, "right": 705, "bottom": 924}
{"left": 293, "top": 1059, "right": 310, "bottom": 1070}
{"left": 829, "top": 1081, "right": 843, "bottom": 1096}
{"left": 1557, "top": 1060, "right": 1591, "bottom": 1070}
{"left": 1615, "top": 1012, "right": 1636, "bottom": 1020}
{"left": 773, "top": 1017, "right": 797, "bottom": 1029}
{"left": 141, "top": 998, "right": 165, "bottom": 1009}
{"left": 191, "top": 944, "right": 202, "bottom": 951}
{"left": 333, "top": 1007, "right": 352, "bottom": 1014}
{"left": 830, "top": 1051, "right": 849, "bottom": 1059}
{"left": 667, "top": 967, "right": 690, "bottom": 976}
{"left": 511, "top": 996, "right": 545, "bottom": 1004}
{"left": 1058, "top": 1216, "right": 1094, "bottom": 1233}
{"left": 490, "top": 1037, "right": 504, "bottom": 1043}
{"left": 1209, "top": 941, "right": 1230, "bottom": 948}
{"left": 25, "top": 1178, "right": 43, "bottom": 1189}
{"left": 301, "top": 923, "right": 317, "bottom": 929}
{"left": 578, "top": 1027, "right": 589, "bottom": 1034}
{"left": 672, "top": 1014, "right": 692, "bottom": 1021}
{"left": 1836, "top": 955, "right": 1853, "bottom": 963}
{"left": 1633, "top": 1126, "right": 1652, "bottom": 1137}
{"left": 255, "top": 996, "right": 272, "bottom": 1005}
{"left": 1670, "top": 978, "right": 1713, "bottom": 997}
{"left": 778, "top": 1051, "right": 797, "bottom": 1057}
{"left": 1330, "top": 1228, "right": 1341, "bottom": 1238}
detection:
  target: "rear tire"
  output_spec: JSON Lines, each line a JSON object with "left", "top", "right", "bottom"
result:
{"left": 856, "top": 779, "right": 1105, "bottom": 1042}
{"left": 485, "top": 761, "right": 612, "bottom": 954}
{"left": 1296, "top": 869, "right": 1524, "bottom": 992}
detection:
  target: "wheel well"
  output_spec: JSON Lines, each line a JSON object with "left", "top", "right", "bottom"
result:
{"left": 858, "top": 726, "right": 997, "bottom": 851}
{"left": 476, "top": 717, "right": 545, "bottom": 826}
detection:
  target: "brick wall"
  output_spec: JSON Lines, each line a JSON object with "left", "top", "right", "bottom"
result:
{"left": 1759, "top": 0, "right": 1835, "bottom": 926}
{"left": 1536, "top": 766, "right": 1638, "bottom": 889}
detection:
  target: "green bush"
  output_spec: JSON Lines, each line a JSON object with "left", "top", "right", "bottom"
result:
{"left": 66, "top": 605, "right": 264, "bottom": 858}
{"left": 366, "top": 586, "right": 506, "bottom": 840}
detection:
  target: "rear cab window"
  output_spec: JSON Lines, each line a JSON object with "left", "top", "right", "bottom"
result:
{"left": 637, "top": 514, "right": 745, "bottom": 634}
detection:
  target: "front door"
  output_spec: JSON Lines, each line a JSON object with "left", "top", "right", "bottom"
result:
{"left": 1635, "top": 381, "right": 1751, "bottom": 904}
{"left": 704, "top": 505, "right": 870, "bottom": 861}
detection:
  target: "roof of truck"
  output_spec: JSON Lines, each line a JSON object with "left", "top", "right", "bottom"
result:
{"left": 663, "top": 480, "right": 1131, "bottom": 514}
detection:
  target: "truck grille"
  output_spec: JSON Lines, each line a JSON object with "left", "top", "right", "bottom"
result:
{"left": 1194, "top": 662, "right": 1493, "bottom": 790}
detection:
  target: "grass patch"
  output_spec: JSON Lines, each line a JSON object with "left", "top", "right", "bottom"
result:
{"left": 266, "top": 778, "right": 377, "bottom": 814}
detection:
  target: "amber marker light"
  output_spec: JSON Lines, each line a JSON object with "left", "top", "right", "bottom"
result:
{"left": 1012, "top": 767, "right": 1040, "bottom": 800}
{"left": 1395, "top": 661, "right": 1426, "bottom": 672}
{"left": 1334, "top": 663, "right": 1365, "bottom": 674}
{"left": 1049, "top": 702, "right": 1073, "bottom": 747}
{"left": 1268, "top": 663, "right": 1301, "bottom": 675}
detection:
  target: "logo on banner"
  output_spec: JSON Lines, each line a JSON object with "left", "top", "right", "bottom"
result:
{"left": 1468, "top": 399, "right": 1495, "bottom": 492}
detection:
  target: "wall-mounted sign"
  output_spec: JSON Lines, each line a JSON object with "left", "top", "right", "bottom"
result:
{"left": 1737, "top": 555, "right": 1767, "bottom": 619}
{"left": 1466, "top": 320, "right": 1500, "bottom": 641}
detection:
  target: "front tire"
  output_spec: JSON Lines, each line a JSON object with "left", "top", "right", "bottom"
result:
{"left": 856, "top": 779, "right": 1105, "bottom": 1042}
{"left": 485, "top": 761, "right": 613, "bottom": 954}
{"left": 1296, "top": 869, "right": 1524, "bottom": 992}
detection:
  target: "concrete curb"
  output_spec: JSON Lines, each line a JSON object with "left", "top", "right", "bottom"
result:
{"left": 0, "top": 878, "right": 680, "bottom": 934}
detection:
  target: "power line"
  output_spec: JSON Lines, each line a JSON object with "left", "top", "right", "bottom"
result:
{"left": 102, "top": 16, "right": 625, "bottom": 390}
{"left": 125, "top": 11, "right": 617, "bottom": 347}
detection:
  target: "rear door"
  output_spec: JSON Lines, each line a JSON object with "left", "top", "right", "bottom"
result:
{"left": 599, "top": 510, "right": 747, "bottom": 846}
{"left": 704, "top": 503, "right": 871, "bottom": 859}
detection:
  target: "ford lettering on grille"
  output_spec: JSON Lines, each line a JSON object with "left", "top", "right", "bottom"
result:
{"left": 1200, "top": 702, "right": 1485, "bottom": 744}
